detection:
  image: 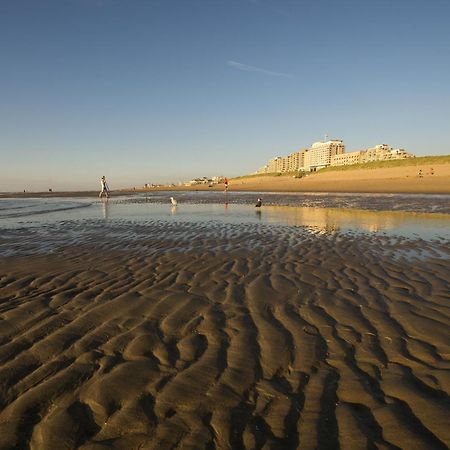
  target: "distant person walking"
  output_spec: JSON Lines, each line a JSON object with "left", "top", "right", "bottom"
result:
{"left": 99, "top": 175, "right": 110, "bottom": 198}
{"left": 224, "top": 177, "right": 228, "bottom": 191}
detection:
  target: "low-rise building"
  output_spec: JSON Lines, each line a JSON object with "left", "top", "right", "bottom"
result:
{"left": 361, "top": 144, "right": 414, "bottom": 163}
{"left": 331, "top": 150, "right": 364, "bottom": 166}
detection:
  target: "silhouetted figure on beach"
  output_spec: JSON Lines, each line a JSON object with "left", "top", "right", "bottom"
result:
{"left": 99, "top": 176, "right": 110, "bottom": 198}
{"left": 255, "top": 198, "right": 262, "bottom": 208}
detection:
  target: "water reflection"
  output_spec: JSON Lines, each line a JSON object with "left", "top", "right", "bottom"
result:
{"left": 101, "top": 199, "right": 109, "bottom": 220}
{"left": 261, "top": 206, "right": 448, "bottom": 236}
{"left": 6, "top": 199, "right": 446, "bottom": 241}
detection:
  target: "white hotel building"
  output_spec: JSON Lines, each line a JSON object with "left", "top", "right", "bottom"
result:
{"left": 304, "top": 140, "right": 345, "bottom": 171}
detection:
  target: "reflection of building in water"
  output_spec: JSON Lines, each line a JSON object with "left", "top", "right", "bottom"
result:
{"left": 367, "top": 223, "right": 380, "bottom": 233}
{"left": 264, "top": 206, "right": 340, "bottom": 233}
{"left": 262, "top": 206, "right": 401, "bottom": 233}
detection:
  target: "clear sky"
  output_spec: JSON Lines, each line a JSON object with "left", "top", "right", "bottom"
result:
{"left": 1, "top": 0, "right": 449, "bottom": 191}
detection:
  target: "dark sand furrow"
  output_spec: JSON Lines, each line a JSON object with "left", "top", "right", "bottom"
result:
{"left": 409, "top": 308, "right": 450, "bottom": 335}
{"left": 302, "top": 304, "right": 388, "bottom": 408}
{"left": 176, "top": 333, "right": 208, "bottom": 371}
{"left": 246, "top": 307, "right": 293, "bottom": 380}
{"left": 406, "top": 336, "right": 445, "bottom": 366}
{"left": 230, "top": 257, "right": 250, "bottom": 278}
{"left": 297, "top": 367, "right": 333, "bottom": 450}
{"left": 209, "top": 309, "right": 261, "bottom": 401}
{"left": 338, "top": 401, "right": 401, "bottom": 450}
{"left": 152, "top": 307, "right": 229, "bottom": 424}
{"left": 364, "top": 307, "right": 425, "bottom": 369}
{"left": 0, "top": 354, "right": 42, "bottom": 405}
{"left": 335, "top": 310, "right": 390, "bottom": 370}
{"left": 0, "top": 362, "right": 97, "bottom": 450}
{"left": 78, "top": 359, "right": 159, "bottom": 426}
{"left": 0, "top": 313, "right": 72, "bottom": 362}
{"left": 158, "top": 294, "right": 210, "bottom": 338}
{"left": 380, "top": 364, "right": 450, "bottom": 445}
{"left": 387, "top": 302, "right": 450, "bottom": 353}
{"left": 0, "top": 275, "right": 39, "bottom": 299}
{"left": 275, "top": 305, "right": 326, "bottom": 386}
{"left": 252, "top": 377, "right": 303, "bottom": 446}
{"left": 10, "top": 356, "right": 75, "bottom": 403}
{"left": 0, "top": 297, "right": 59, "bottom": 338}
{"left": 29, "top": 399, "right": 101, "bottom": 450}
{"left": 374, "top": 396, "right": 449, "bottom": 450}
{"left": 49, "top": 285, "right": 108, "bottom": 310}
{"left": 317, "top": 371, "right": 339, "bottom": 449}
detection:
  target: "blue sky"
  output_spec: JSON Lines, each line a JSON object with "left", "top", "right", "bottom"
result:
{"left": 1, "top": 0, "right": 449, "bottom": 191}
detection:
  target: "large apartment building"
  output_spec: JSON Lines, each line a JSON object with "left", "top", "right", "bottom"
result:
{"left": 257, "top": 139, "right": 344, "bottom": 174}
{"left": 304, "top": 140, "right": 345, "bottom": 171}
{"left": 256, "top": 140, "right": 413, "bottom": 174}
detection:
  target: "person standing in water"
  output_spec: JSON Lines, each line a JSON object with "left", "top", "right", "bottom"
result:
{"left": 99, "top": 175, "right": 110, "bottom": 198}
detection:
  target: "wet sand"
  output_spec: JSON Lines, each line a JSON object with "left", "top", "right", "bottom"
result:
{"left": 0, "top": 220, "right": 449, "bottom": 449}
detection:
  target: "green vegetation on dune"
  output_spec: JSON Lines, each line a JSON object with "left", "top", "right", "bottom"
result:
{"left": 318, "top": 155, "right": 450, "bottom": 173}
{"left": 233, "top": 155, "right": 450, "bottom": 180}
{"left": 232, "top": 172, "right": 295, "bottom": 180}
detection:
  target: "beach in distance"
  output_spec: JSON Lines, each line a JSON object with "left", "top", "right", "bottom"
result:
{"left": 144, "top": 162, "right": 450, "bottom": 195}
{"left": 2, "top": 162, "right": 450, "bottom": 198}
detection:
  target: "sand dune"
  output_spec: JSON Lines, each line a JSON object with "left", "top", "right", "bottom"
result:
{"left": 142, "top": 163, "right": 450, "bottom": 194}
{"left": 0, "top": 224, "right": 449, "bottom": 449}
{"left": 227, "top": 164, "right": 450, "bottom": 194}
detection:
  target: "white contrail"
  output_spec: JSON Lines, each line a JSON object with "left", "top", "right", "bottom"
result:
{"left": 227, "top": 60, "right": 292, "bottom": 79}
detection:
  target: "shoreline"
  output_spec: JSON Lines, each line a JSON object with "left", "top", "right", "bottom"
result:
{"left": 2, "top": 163, "right": 449, "bottom": 197}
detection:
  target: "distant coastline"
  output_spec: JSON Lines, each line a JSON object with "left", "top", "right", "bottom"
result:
{"left": 140, "top": 156, "right": 450, "bottom": 195}
{"left": 1, "top": 156, "right": 449, "bottom": 197}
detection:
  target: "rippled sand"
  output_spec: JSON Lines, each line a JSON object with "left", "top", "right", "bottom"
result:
{"left": 0, "top": 221, "right": 449, "bottom": 449}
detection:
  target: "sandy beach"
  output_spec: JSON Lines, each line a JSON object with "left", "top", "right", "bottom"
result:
{"left": 140, "top": 163, "right": 450, "bottom": 195}
{"left": 1, "top": 163, "right": 449, "bottom": 198}
{"left": 0, "top": 202, "right": 449, "bottom": 449}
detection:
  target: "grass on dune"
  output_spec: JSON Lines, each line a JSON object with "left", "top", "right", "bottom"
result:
{"left": 318, "top": 155, "right": 450, "bottom": 173}
{"left": 233, "top": 155, "right": 450, "bottom": 180}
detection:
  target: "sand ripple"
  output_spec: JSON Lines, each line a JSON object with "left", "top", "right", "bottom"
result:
{"left": 0, "top": 223, "right": 449, "bottom": 449}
